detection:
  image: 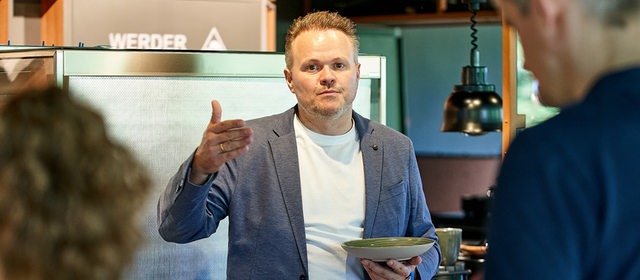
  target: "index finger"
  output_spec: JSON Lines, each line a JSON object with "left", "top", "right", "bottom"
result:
{"left": 209, "top": 99, "right": 222, "bottom": 125}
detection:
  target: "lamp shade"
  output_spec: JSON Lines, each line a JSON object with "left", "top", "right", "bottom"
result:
{"left": 441, "top": 65, "right": 502, "bottom": 136}
{"left": 440, "top": 0, "right": 502, "bottom": 136}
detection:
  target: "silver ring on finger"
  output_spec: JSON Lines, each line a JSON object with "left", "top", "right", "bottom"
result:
{"left": 219, "top": 142, "right": 227, "bottom": 153}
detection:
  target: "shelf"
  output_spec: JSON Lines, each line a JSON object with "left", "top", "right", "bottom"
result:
{"left": 351, "top": 10, "right": 501, "bottom": 26}
{"left": 304, "top": 0, "right": 501, "bottom": 26}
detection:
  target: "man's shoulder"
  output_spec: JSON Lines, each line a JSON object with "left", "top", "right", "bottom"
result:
{"left": 245, "top": 109, "right": 294, "bottom": 132}
{"left": 366, "top": 120, "right": 409, "bottom": 141}
{"left": 353, "top": 113, "right": 405, "bottom": 137}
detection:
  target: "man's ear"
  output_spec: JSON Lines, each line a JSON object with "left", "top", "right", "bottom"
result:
{"left": 534, "top": 0, "right": 570, "bottom": 44}
{"left": 534, "top": 0, "right": 568, "bottom": 28}
{"left": 284, "top": 69, "right": 294, "bottom": 93}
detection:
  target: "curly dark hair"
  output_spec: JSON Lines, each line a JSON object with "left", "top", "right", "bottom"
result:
{"left": 0, "top": 86, "right": 151, "bottom": 280}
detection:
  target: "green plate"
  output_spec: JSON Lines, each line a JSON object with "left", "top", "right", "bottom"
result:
{"left": 341, "top": 237, "right": 435, "bottom": 261}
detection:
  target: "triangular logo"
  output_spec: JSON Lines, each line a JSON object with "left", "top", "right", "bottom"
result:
{"left": 201, "top": 27, "right": 227, "bottom": 50}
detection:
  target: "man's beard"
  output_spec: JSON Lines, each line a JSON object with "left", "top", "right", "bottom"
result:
{"left": 309, "top": 98, "right": 350, "bottom": 120}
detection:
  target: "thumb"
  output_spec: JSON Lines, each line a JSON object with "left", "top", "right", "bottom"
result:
{"left": 210, "top": 99, "right": 222, "bottom": 124}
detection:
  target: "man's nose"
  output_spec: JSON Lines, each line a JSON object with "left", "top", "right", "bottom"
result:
{"left": 319, "top": 68, "right": 336, "bottom": 86}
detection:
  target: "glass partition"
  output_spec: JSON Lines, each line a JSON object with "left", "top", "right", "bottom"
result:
{"left": 0, "top": 48, "right": 386, "bottom": 280}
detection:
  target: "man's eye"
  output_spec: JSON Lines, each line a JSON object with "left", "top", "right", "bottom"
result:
{"left": 306, "top": 65, "right": 318, "bottom": 71}
{"left": 334, "top": 63, "right": 345, "bottom": 69}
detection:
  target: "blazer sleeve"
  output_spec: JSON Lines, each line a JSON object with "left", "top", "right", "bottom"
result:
{"left": 408, "top": 144, "right": 442, "bottom": 279}
{"left": 410, "top": 157, "right": 442, "bottom": 279}
{"left": 157, "top": 152, "right": 226, "bottom": 243}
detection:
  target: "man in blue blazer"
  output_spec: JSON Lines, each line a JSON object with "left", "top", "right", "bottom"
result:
{"left": 158, "top": 11, "right": 441, "bottom": 280}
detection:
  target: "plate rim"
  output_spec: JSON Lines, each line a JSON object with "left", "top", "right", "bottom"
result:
{"left": 342, "top": 236, "right": 435, "bottom": 248}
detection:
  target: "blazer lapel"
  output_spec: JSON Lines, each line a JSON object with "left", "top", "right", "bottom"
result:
{"left": 269, "top": 109, "right": 308, "bottom": 272}
{"left": 354, "top": 114, "right": 384, "bottom": 239}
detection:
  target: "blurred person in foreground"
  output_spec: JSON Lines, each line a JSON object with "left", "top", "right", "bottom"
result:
{"left": 486, "top": 0, "right": 640, "bottom": 279}
{"left": 157, "top": 11, "right": 441, "bottom": 280}
{"left": 0, "top": 86, "right": 151, "bottom": 280}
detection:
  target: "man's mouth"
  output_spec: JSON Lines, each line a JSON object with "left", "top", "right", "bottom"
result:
{"left": 319, "top": 89, "right": 339, "bottom": 95}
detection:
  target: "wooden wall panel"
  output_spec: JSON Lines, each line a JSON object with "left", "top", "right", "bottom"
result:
{"left": 500, "top": 14, "right": 526, "bottom": 158}
{"left": 41, "top": 0, "right": 63, "bottom": 46}
{"left": 0, "top": 0, "right": 8, "bottom": 43}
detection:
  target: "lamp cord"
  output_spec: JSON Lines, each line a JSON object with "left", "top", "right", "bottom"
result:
{"left": 468, "top": 4, "right": 480, "bottom": 66}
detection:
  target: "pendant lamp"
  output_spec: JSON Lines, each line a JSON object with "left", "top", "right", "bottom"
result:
{"left": 441, "top": 0, "right": 502, "bottom": 136}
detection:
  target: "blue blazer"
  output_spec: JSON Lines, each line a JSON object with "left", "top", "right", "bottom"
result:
{"left": 158, "top": 107, "right": 441, "bottom": 279}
